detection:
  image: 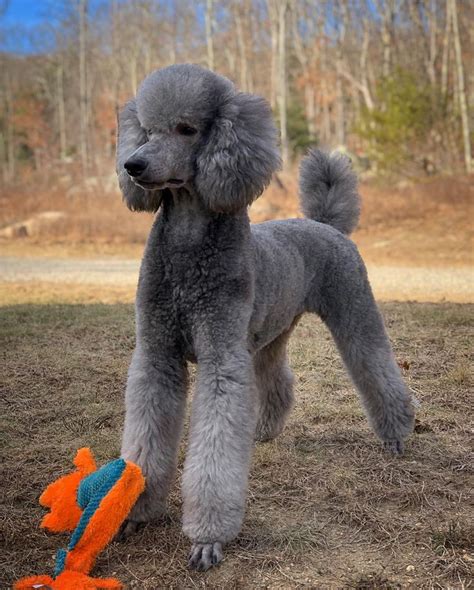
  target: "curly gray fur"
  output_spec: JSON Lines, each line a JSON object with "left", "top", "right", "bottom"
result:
{"left": 299, "top": 149, "right": 360, "bottom": 234}
{"left": 115, "top": 63, "right": 415, "bottom": 572}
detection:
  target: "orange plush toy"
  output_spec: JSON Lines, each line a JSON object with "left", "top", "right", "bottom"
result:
{"left": 14, "top": 448, "right": 145, "bottom": 590}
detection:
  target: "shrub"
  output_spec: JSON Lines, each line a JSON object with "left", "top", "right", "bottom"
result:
{"left": 287, "top": 99, "right": 316, "bottom": 158}
{"left": 355, "top": 69, "right": 434, "bottom": 172}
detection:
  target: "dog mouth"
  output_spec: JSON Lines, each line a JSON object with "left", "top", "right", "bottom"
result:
{"left": 132, "top": 178, "right": 186, "bottom": 190}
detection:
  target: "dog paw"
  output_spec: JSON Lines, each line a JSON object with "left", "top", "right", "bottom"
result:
{"left": 255, "top": 432, "right": 277, "bottom": 443}
{"left": 188, "top": 542, "right": 223, "bottom": 571}
{"left": 115, "top": 519, "right": 146, "bottom": 541}
{"left": 115, "top": 511, "right": 173, "bottom": 542}
{"left": 254, "top": 423, "right": 284, "bottom": 443}
{"left": 383, "top": 439, "right": 405, "bottom": 456}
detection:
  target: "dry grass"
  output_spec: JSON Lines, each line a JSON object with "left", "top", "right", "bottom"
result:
{"left": 1, "top": 301, "right": 473, "bottom": 589}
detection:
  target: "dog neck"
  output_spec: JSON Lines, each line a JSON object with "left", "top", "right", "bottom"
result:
{"left": 154, "top": 186, "right": 250, "bottom": 247}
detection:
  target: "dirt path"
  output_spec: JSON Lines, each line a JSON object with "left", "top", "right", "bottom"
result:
{"left": 0, "top": 256, "right": 472, "bottom": 302}
{"left": 0, "top": 256, "right": 139, "bottom": 286}
{"left": 364, "top": 263, "right": 473, "bottom": 302}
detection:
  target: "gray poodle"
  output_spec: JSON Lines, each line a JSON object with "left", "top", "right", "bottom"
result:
{"left": 116, "top": 64, "right": 415, "bottom": 571}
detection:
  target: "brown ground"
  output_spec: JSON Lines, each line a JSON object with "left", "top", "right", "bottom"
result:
{"left": 1, "top": 173, "right": 472, "bottom": 306}
{"left": 1, "top": 302, "right": 473, "bottom": 589}
{"left": 354, "top": 177, "right": 473, "bottom": 269}
{"left": 1, "top": 173, "right": 472, "bottom": 270}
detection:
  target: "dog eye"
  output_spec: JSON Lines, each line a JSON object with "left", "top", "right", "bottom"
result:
{"left": 176, "top": 123, "right": 198, "bottom": 136}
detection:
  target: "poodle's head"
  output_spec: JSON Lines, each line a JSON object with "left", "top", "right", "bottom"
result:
{"left": 116, "top": 64, "right": 280, "bottom": 213}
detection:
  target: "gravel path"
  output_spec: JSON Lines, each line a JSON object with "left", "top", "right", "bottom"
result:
{"left": 0, "top": 256, "right": 472, "bottom": 302}
{"left": 0, "top": 256, "right": 140, "bottom": 286}
{"left": 364, "top": 263, "right": 473, "bottom": 303}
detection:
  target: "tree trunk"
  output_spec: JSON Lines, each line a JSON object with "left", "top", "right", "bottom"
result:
{"left": 79, "top": 0, "right": 89, "bottom": 177}
{"left": 376, "top": 0, "right": 395, "bottom": 78}
{"left": 337, "top": 15, "right": 373, "bottom": 113}
{"left": 169, "top": 3, "right": 178, "bottom": 64}
{"left": 277, "top": 0, "right": 289, "bottom": 167}
{"left": 441, "top": 0, "right": 451, "bottom": 98}
{"left": 243, "top": 0, "right": 255, "bottom": 92}
{"left": 5, "top": 72, "right": 15, "bottom": 182}
{"left": 130, "top": 58, "right": 138, "bottom": 95}
{"left": 335, "top": 74, "right": 345, "bottom": 147}
{"left": 381, "top": 23, "right": 391, "bottom": 77}
{"left": 0, "top": 130, "right": 6, "bottom": 184}
{"left": 305, "top": 84, "right": 317, "bottom": 141}
{"left": 322, "top": 85, "right": 331, "bottom": 145}
{"left": 335, "top": 0, "right": 347, "bottom": 147}
{"left": 450, "top": 0, "right": 472, "bottom": 173}
{"left": 268, "top": 0, "right": 278, "bottom": 110}
{"left": 110, "top": 0, "right": 121, "bottom": 159}
{"left": 56, "top": 61, "right": 67, "bottom": 161}
{"left": 320, "top": 34, "right": 331, "bottom": 145}
{"left": 291, "top": 3, "right": 316, "bottom": 141}
{"left": 205, "top": 0, "right": 214, "bottom": 70}
{"left": 225, "top": 47, "right": 237, "bottom": 77}
{"left": 409, "top": 0, "right": 438, "bottom": 88}
{"left": 361, "top": 20, "right": 371, "bottom": 102}
{"left": 428, "top": 0, "right": 438, "bottom": 88}
{"left": 235, "top": 8, "right": 249, "bottom": 91}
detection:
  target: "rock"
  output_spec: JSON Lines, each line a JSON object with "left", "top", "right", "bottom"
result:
{"left": 0, "top": 211, "right": 66, "bottom": 238}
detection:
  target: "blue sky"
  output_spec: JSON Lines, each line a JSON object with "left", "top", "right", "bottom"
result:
{"left": 3, "top": 0, "right": 47, "bottom": 27}
{"left": 1, "top": 0, "right": 106, "bottom": 52}
{"left": 2, "top": 0, "right": 55, "bottom": 52}
{"left": 1, "top": 0, "right": 180, "bottom": 53}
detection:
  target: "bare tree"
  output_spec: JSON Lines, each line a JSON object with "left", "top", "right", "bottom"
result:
{"left": 267, "top": 0, "right": 289, "bottom": 164}
{"left": 268, "top": 0, "right": 279, "bottom": 109}
{"left": 449, "top": 0, "right": 472, "bottom": 173}
{"left": 408, "top": 0, "right": 439, "bottom": 89}
{"left": 334, "top": 0, "right": 347, "bottom": 146}
{"left": 291, "top": 0, "right": 319, "bottom": 140}
{"left": 1, "top": 0, "right": 472, "bottom": 181}
{"left": 234, "top": 1, "right": 253, "bottom": 92}
{"left": 56, "top": 61, "right": 67, "bottom": 161}
{"left": 205, "top": 0, "right": 215, "bottom": 70}
{"left": 440, "top": 0, "right": 451, "bottom": 98}
{"left": 4, "top": 70, "right": 15, "bottom": 182}
{"left": 78, "top": 0, "right": 89, "bottom": 176}
{"left": 374, "top": 0, "right": 397, "bottom": 78}
{"left": 278, "top": 0, "right": 289, "bottom": 166}
{"left": 320, "top": 35, "right": 332, "bottom": 146}
{"left": 332, "top": 3, "right": 375, "bottom": 113}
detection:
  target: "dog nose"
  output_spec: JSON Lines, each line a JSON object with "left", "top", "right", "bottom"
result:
{"left": 124, "top": 157, "right": 148, "bottom": 177}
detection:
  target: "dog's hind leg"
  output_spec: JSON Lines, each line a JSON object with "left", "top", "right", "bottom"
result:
{"left": 254, "top": 320, "right": 300, "bottom": 442}
{"left": 311, "top": 240, "right": 415, "bottom": 454}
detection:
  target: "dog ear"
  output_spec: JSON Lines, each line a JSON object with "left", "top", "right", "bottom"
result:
{"left": 195, "top": 92, "right": 281, "bottom": 213}
{"left": 116, "top": 99, "right": 163, "bottom": 212}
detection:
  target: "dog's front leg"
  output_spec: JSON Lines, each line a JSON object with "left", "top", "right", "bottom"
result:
{"left": 182, "top": 343, "right": 257, "bottom": 570}
{"left": 120, "top": 343, "right": 188, "bottom": 535}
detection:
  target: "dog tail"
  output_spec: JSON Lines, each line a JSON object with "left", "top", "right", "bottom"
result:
{"left": 299, "top": 149, "right": 360, "bottom": 235}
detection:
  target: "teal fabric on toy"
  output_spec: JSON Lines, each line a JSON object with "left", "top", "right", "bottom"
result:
{"left": 54, "top": 548, "right": 67, "bottom": 578}
{"left": 54, "top": 458, "right": 126, "bottom": 577}
{"left": 77, "top": 459, "right": 126, "bottom": 510}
